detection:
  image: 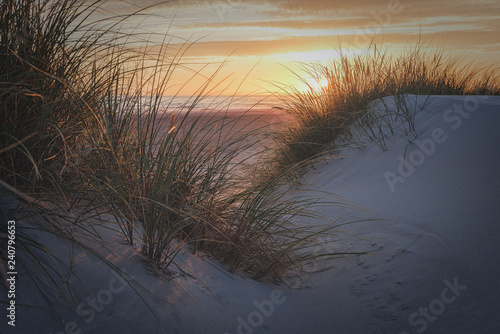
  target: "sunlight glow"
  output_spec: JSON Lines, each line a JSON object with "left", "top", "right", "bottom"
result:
{"left": 269, "top": 49, "right": 338, "bottom": 64}
{"left": 303, "top": 77, "right": 330, "bottom": 93}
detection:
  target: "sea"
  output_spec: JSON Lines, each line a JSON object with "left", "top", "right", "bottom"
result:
{"left": 141, "top": 95, "right": 287, "bottom": 113}
{"left": 143, "top": 94, "right": 293, "bottom": 169}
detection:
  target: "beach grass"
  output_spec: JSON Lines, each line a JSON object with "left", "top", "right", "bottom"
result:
{"left": 268, "top": 44, "right": 500, "bottom": 174}
{"left": 6, "top": 0, "right": 499, "bottom": 319}
{"left": 0, "top": 2, "right": 497, "bottom": 332}
{"left": 0, "top": 0, "right": 354, "bottom": 306}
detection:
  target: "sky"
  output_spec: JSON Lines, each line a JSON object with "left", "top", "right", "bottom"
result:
{"left": 96, "top": 0, "right": 500, "bottom": 95}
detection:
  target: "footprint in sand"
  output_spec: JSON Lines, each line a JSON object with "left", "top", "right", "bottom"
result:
{"left": 348, "top": 283, "right": 366, "bottom": 297}
{"left": 348, "top": 258, "right": 379, "bottom": 297}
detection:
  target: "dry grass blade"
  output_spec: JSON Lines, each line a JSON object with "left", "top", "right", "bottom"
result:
{"left": 269, "top": 43, "right": 500, "bottom": 174}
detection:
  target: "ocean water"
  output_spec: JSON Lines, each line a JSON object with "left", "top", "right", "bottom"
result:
{"left": 150, "top": 95, "right": 286, "bottom": 112}
{"left": 146, "top": 95, "right": 293, "bottom": 169}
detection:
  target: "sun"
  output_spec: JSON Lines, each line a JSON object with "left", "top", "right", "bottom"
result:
{"left": 318, "top": 78, "right": 329, "bottom": 89}
{"left": 305, "top": 77, "right": 330, "bottom": 92}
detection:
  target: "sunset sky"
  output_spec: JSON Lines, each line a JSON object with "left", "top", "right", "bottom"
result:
{"left": 98, "top": 0, "right": 500, "bottom": 95}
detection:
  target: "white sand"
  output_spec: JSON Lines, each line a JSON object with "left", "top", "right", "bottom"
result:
{"left": 1, "top": 95, "right": 499, "bottom": 333}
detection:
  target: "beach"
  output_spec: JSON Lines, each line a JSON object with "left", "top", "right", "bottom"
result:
{"left": 2, "top": 95, "right": 499, "bottom": 333}
{"left": 3, "top": 1, "right": 500, "bottom": 333}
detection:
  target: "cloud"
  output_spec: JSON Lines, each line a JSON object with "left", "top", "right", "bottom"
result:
{"left": 150, "top": 27, "right": 500, "bottom": 59}
{"left": 99, "top": 0, "right": 500, "bottom": 30}
{"left": 246, "top": 0, "right": 500, "bottom": 16}
{"left": 185, "top": 15, "right": 500, "bottom": 32}
{"left": 95, "top": 0, "right": 500, "bottom": 64}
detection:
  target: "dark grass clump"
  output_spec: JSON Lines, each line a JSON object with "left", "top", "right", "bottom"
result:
{"left": 0, "top": 0, "right": 354, "bottom": 294}
{"left": 1, "top": 0, "right": 107, "bottom": 189}
{"left": 269, "top": 44, "right": 500, "bottom": 173}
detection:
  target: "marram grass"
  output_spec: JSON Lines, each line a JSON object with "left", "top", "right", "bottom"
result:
{"left": 269, "top": 44, "right": 500, "bottom": 174}
{"left": 0, "top": 0, "right": 354, "bottom": 310}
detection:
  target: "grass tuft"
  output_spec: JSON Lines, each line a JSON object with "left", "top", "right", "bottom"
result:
{"left": 0, "top": 1, "right": 357, "bottom": 309}
{"left": 269, "top": 44, "right": 500, "bottom": 172}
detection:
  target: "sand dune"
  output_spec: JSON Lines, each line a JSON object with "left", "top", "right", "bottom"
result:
{"left": 1, "top": 95, "right": 499, "bottom": 333}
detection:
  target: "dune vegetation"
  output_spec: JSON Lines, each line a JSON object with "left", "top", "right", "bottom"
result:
{"left": 1, "top": 0, "right": 500, "bottom": 319}
{"left": 0, "top": 0, "right": 346, "bottom": 295}
{"left": 267, "top": 45, "right": 500, "bottom": 176}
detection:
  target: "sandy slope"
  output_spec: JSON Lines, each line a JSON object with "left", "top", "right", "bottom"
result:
{"left": 1, "top": 95, "right": 499, "bottom": 334}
